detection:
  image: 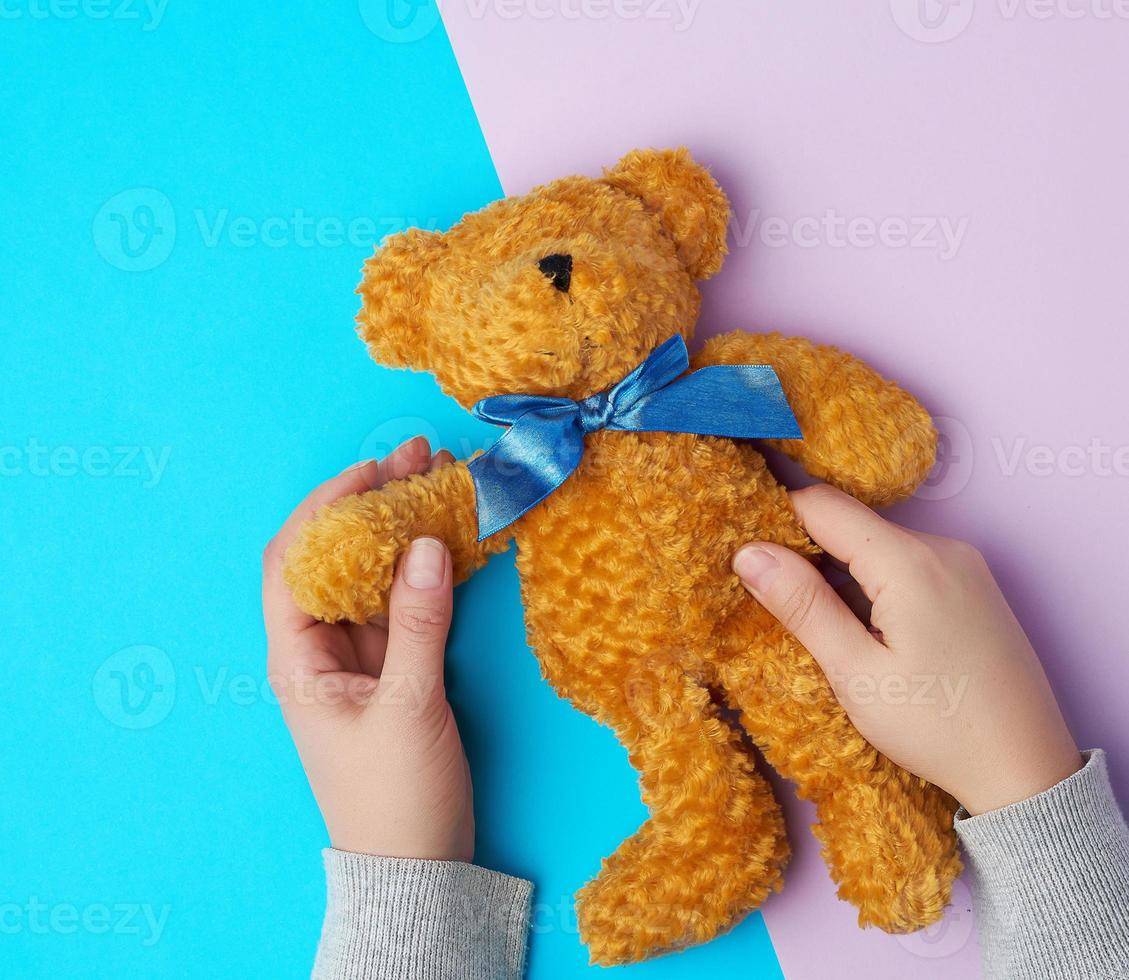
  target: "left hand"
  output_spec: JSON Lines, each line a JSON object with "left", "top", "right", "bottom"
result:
{"left": 262, "top": 438, "right": 474, "bottom": 860}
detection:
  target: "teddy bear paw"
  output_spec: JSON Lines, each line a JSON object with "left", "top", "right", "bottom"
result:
{"left": 281, "top": 497, "right": 404, "bottom": 624}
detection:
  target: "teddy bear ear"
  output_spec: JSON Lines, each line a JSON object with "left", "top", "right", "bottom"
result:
{"left": 602, "top": 147, "right": 731, "bottom": 280}
{"left": 355, "top": 228, "right": 446, "bottom": 369}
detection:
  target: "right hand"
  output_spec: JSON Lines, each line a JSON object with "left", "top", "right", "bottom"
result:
{"left": 733, "top": 484, "right": 1082, "bottom": 816}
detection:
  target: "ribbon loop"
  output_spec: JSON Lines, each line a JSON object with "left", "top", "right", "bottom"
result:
{"left": 467, "top": 335, "right": 801, "bottom": 540}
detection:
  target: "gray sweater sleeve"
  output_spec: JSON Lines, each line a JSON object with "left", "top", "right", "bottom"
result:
{"left": 312, "top": 850, "right": 532, "bottom": 980}
{"left": 955, "top": 749, "right": 1129, "bottom": 979}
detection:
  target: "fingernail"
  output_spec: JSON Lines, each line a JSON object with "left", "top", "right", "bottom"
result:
{"left": 347, "top": 676, "right": 379, "bottom": 704}
{"left": 344, "top": 459, "right": 375, "bottom": 472}
{"left": 403, "top": 537, "right": 446, "bottom": 590}
{"left": 386, "top": 437, "right": 430, "bottom": 480}
{"left": 397, "top": 435, "right": 430, "bottom": 456}
{"left": 734, "top": 546, "right": 781, "bottom": 592}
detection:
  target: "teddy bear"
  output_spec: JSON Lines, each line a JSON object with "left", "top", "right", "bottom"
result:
{"left": 283, "top": 148, "right": 962, "bottom": 966}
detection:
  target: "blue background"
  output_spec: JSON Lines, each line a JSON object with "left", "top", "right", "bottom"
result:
{"left": 0, "top": 4, "right": 784, "bottom": 977}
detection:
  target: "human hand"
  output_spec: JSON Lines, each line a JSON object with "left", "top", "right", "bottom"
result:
{"left": 263, "top": 438, "right": 473, "bottom": 860}
{"left": 733, "top": 484, "right": 1082, "bottom": 816}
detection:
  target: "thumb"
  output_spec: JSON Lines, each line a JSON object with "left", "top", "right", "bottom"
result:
{"left": 381, "top": 538, "right": 453, "bottom": 708}
{"left": 733, "top": 543, "right": 877, "bottom": 678}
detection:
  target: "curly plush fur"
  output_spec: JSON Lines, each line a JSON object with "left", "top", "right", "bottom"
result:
{"left": 283, "top": 148, "right": 962, "bottom": 965}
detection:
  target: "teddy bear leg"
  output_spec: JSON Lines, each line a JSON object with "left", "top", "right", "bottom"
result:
{"left": 716, "top": 623, "right": 962, "bottom": 933}
{"left": 574, "top": 651, "right": 790, "bottom": 967}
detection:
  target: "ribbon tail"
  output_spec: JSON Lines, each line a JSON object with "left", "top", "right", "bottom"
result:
{"left": 614, "top": 364, "right": 802, "bottom": 440}
{"left": 468, "top": 411, "right": 585, "bottom": 541}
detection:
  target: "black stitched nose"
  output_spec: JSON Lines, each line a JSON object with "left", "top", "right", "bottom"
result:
{"left": 537, "top": 253, "right": 572, "bottom": 293}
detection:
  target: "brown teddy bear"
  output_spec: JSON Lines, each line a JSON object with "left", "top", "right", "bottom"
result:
{"left": 283, "top": 148, "right": 962, "bottom": 966}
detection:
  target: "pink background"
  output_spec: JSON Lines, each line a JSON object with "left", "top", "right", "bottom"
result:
{"left": 443, "top": 3, "right": 1129, "bottom": 977}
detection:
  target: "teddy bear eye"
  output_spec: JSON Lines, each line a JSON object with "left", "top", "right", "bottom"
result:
{"left": 537, "top": 253, "right": 573, "bottom": 294}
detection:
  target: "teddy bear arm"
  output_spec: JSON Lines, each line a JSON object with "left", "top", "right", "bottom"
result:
{"left": 694, "top": 331, "right": 937, "bottom": 507}
{"left": 282, "top": 461, "right": 508, "bottom": 623}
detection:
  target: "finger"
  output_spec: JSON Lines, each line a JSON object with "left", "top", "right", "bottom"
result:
{"left": 380, "top": 537, "right": 453, "bottom": 708}
{"left": 788, "top": 484, "right": 921, "bottom": 600}
{"left": 277, "top": 436, "right": 431, "bottom": 557}
{"left": 733, "top": 542, "right": 881, "bottom": 680}
{"left": 262, "top": 437, "right": 432, "bottom": 638}
{"left": 377, "top": 437, "right": 435, "bottom": 485}
{"left": 428, "top": 449, "right": 456, "bottom": 473}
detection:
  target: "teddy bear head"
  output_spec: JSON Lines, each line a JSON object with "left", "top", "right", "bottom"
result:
{"left": 356, "top": 148, "right": 731, "bottom": 407}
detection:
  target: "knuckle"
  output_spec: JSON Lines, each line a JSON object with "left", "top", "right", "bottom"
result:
{"left": 898, "top": 537, "right": 944, "bottom": 578}
{"left": 790, "top": 483, "right": 837, "bottom": 516}
{"left": 795, "top": 483, "right": 840, "bottom": 507}
{"left": 943, "top": 538, "right": 986, "bottom": 570}
{"left": 392, "top": 602, "right": 449, "bottom": 638}
{"left": 261, "top": 537, "right": 280, "bottom": 568}
{"left": 780, "top": 582, "right": 821, "bottom": 634}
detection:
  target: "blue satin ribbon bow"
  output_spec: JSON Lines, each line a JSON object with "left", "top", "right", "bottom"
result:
{"left": 467, "top": 335, "right": 802, "bottom": 540}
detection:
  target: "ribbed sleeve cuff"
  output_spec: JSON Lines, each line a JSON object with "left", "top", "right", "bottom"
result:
{"left": 955, "top": 749, "right": 1129, "bottom": 979}
{"left": 312, "top": 850, "right": 532, "bottom": 980}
